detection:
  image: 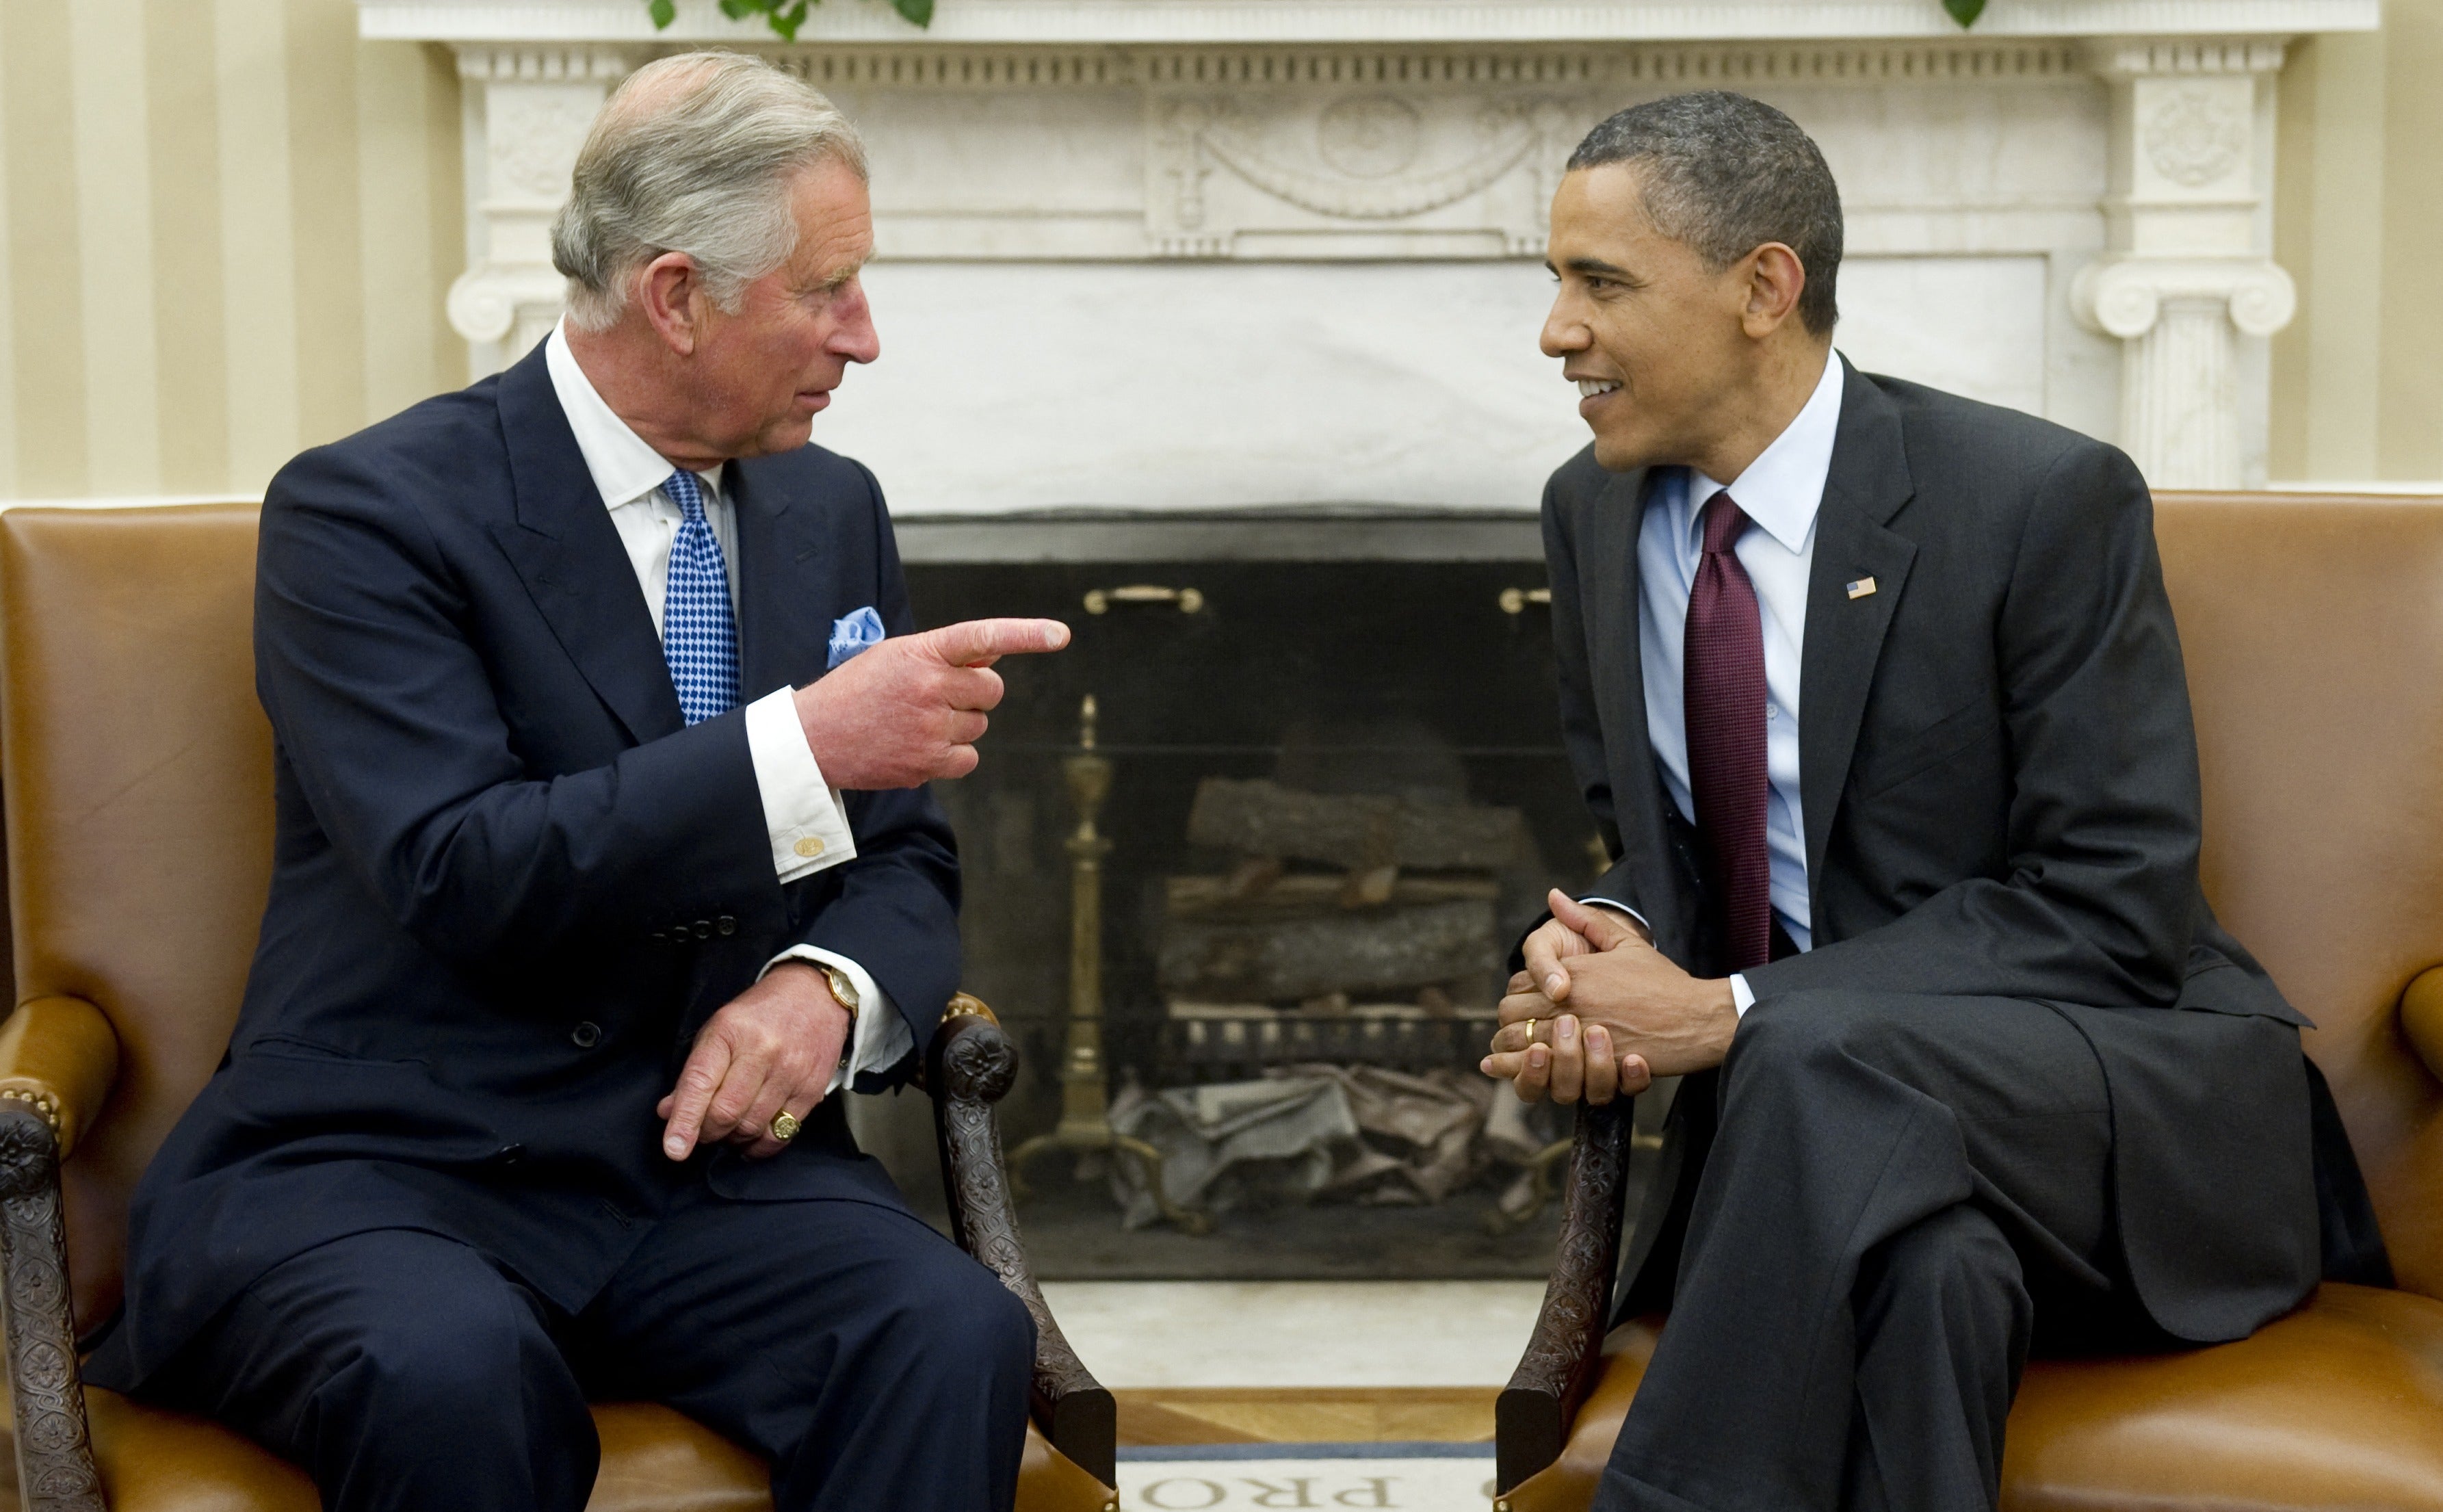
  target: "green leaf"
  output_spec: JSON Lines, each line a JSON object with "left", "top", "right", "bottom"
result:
{"left": 718, "top": 0, "right": 758, "bottom": 18}
{"left": 1942, "top": 0, "right": 1987, "bottom": 24}
{"left": 768, "top": 0, "right": 811, "bottom": 39}
{"left": 890, "top": 0, "right": 935, "bottom": 25}
{"left": 647, "top": 0, "right": 677, "bottom": 25}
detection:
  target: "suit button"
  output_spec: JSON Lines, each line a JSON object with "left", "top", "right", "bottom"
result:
{"left": 570, "top": 1022, "right": 601, "bottom": 1050}
{"left": 794, "top": 836, "right": 825, "bottom": 859}
{"left": 716, "top": 915, "right": 737, "bottom": 937}
{"left": 692, "top": 920, "right": 712, "bottom": 940}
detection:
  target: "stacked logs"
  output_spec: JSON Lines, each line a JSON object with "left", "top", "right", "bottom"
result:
{"left": 1158, "top": 778, "right": 1530, "bottom": 1011}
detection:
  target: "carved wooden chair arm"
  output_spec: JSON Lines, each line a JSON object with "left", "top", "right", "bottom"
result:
{"left": 0, "top": 1001, "right": 114, "bottom": 1509}
{"left": 924, "top": 993, "right": 1116, "bottom": 1490}
{"left": 0, "top": 996, "right": 122, "bottom": 1162}
{"left": 1495, "top": 1097, "right": 1636, "bottom": 1494}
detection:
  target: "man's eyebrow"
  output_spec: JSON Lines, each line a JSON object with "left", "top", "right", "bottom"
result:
{"left": 1560, "top": 256, "right": 1638, "bottom": 281}
{"left": 809, "top": 256, "right": 869, "bottom": 294}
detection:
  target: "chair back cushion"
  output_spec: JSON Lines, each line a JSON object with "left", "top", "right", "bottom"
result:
{"left": 1, "top": 504, "right": 272, "bottom": 1326}
{"left": 2156, "top": 493, "right": 2443, "bottom": 1299}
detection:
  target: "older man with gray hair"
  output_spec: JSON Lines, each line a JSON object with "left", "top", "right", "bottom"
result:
{"left": 81, "top": 52, "right": 1060, "bottom": 1512}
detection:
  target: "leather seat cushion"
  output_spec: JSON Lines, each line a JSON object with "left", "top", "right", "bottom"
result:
{"left": 1503, "top": 1283, "right": 2443, "bottom": 1512}
{"left": 84, "top": 1390, "right": 1110, "bottom": 1511}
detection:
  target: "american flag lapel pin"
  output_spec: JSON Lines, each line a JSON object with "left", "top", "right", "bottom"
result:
{"left": 1846, "top": 576, "right": 1877, "bottom": 600}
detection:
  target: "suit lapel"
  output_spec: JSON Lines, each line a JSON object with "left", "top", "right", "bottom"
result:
{"left": 488, "top": 346, "right": 685, "bottom": 745}
{"left": 728, "top": 459, "right": 834, "bottom": 699}
{"left": 1578, "top": 467, "right": 1690, "bottom": 945}
{"left": 1798, "top": 361, "right": 1918, "bottom": 908}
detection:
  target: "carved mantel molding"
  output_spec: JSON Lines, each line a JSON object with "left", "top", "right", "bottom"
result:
{"left": 366, "top": 0, "right": 2374, "bottom": 501}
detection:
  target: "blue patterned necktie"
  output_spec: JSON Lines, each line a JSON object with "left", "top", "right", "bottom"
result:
{"left": 659, "top": 469, "right": 740, "bottom": 726}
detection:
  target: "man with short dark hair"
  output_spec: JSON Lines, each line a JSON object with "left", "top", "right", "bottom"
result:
{"left": 84, "top": 53, "right": 1066, "bottom": 1512}
{"left": 1482, "top": 91, "right": 2383, "bottom": 1512}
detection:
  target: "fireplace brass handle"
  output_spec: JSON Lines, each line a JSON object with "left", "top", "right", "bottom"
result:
{"left": 1084, "top": 584, "right": 1204, "bottom": 615}
{"left": 1499, "top": 587, "right": 1552, "bottom": 614}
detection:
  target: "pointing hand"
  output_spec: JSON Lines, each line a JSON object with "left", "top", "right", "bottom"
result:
{"left": 792, "top": 618, "right": 1071, "bottom": 790}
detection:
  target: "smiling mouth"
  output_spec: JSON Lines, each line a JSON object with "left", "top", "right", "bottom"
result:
{"left": 1576, "top": 379, "right": 1623, "bottom": 399}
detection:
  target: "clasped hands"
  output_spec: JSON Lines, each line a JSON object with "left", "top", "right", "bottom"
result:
{"left": 1482, "top": 891, "right": 1741, "bottom": 1105}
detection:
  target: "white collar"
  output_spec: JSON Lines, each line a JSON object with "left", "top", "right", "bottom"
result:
{"left": 543, "top": 319, "right": 718, "bottom": 509}
{"left": 1688, "top": 346, "right": 1845, "bottom": 555}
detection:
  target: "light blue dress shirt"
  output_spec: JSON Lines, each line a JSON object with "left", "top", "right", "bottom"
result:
{"left": 1588, "top": 348, "right": 1846, "bottom": 1012}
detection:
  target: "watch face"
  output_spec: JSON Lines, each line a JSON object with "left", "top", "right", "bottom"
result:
{"left": 825, "top": 967, "right": 859, "bottom": 1010}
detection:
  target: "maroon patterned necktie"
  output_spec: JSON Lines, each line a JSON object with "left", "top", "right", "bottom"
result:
{"left": 1684, "top": 489, "right": 1773, "bottom": 971}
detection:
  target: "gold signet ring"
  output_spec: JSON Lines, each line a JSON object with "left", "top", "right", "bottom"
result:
{"left": 769, "top": 1110, "right": 802, "bottom": 1142}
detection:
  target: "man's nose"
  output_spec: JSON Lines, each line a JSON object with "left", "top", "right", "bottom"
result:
{"left": 1534, "top": 299, "right": 1593, "bottom": 363}
{"left": 831, "top": 282, "right": 881, "bottom": 365}
{"left": 1539, "top": 302, "right": 1589, "bottom": 359}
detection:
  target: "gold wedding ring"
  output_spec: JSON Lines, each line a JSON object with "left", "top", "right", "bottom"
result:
{"left": 769, "top": 1110, "right": 802, "bottom": 1142}
{"left": 1490, "top": 1020, "right": 1552, "bottom": 1054}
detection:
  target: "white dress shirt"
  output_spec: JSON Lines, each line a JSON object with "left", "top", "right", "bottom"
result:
{"left": 545, "top": 322, "right": 911, "bottom": 1089}
{"left": 1588, "top": 347, "right": 1845, "bottom": 1015}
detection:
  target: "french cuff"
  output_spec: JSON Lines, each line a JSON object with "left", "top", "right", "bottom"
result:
{"left": 762, "top": 946, "right": 913, "bottom": 1095}
{"left": 744, "top": 686, "right": 857, "bottom": 883}
{"left": 1576, "top": 896, "right": 1654, "bottom": 942}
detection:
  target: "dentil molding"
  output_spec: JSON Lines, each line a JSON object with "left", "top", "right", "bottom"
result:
{"left": 359, "top": 0, "right": 2377, "bottom": 45}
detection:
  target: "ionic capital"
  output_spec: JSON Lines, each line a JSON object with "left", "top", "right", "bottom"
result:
{"left": 2070, "top": 256, "right": 2297, "bottom": 341}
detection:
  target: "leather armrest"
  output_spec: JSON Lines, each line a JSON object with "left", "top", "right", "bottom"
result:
{"left": 2403, "top": 967, "right": 2443, "bottom": 1086}
{"left": 0, "top": 994, "right": 120, "bottom": 1159}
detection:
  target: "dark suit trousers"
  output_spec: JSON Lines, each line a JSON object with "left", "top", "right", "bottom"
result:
{"left": 147, "top": 1179, "right": 1036, "bottom": 1512}
{"left": 1597, "top": 989, "right": 2143, "bottom": 1512}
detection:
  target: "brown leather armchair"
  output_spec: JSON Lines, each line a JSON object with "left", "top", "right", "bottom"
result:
{"left": 1494, "top": 493, "right": 2443, "bottom": 1511}
{"left": 0, "top": 504, "right": 1118, "bottom": 1512}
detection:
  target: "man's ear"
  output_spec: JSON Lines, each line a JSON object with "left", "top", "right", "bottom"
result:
{"left": 636, "top": 252, "right": 705, "bottom": 357}
{"left": 1739, "top": 242, "right": 1807, "bottom": 338}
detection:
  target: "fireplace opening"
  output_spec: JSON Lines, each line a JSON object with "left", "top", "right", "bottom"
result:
{"left": 845, "top": 512, "right": 1669, "bottom": 1279}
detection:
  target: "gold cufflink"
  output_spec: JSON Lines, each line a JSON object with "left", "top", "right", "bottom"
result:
{"left": 793, "top": 836, "right": 825, "bottom": 858}
{"left": 1846, "top": 577, "right": 1877, "bottom": 599}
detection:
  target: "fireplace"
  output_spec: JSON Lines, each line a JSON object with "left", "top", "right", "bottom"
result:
{"left": 845, "top": 511, "right": 1649, "bottom": 1278}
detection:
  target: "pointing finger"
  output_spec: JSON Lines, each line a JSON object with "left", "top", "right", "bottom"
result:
{"left": 662, "top": 1037, "right": 735, "bottom": 1160}
{"left": 917, "top": 618, "right": 1071, "bottom": 668}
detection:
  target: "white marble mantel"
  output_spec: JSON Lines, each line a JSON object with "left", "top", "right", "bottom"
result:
{"left": 363, "top": 0, "right": 2379, "bottom": 509}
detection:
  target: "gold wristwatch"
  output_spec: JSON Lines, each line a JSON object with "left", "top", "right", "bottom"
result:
{"left": 818, "top": 963, "right": 861, "bottom": 1025}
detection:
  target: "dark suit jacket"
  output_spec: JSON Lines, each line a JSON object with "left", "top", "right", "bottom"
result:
{"left": 1545, "top": 359, "right": 2370, "bottom": 1344}
{"left": 88, "top": 345, "right": 957, "bottom": 1390}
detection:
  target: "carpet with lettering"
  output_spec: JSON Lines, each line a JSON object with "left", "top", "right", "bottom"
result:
{"left": 1118, "top": 1442, "right": 1495, "bottom": 1511}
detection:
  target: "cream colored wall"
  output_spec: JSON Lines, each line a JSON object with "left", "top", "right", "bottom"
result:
{"left": 0, "top": 3, "right": 2430, "bottom": 498}
{"left": 0, "top": 0, "right": 462, "bottom": 501}
{"left": 2271, "top": 0, "right": 2443, "bottom": 484}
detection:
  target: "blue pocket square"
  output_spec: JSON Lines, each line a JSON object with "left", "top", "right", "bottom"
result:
{"left": 827, "top": 606, "right": 887, "bottom": 669}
